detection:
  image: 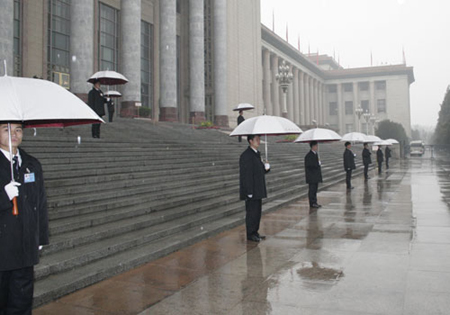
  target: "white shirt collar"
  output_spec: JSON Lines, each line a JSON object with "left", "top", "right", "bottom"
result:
{"left": 250, "top": 146, "right": 258, "bottom": 153}
{"left": 0, "top": 148, "right": 22, "bottom": 166}
{"left": 311, "top": 150, "right": 317, "bottom": 155}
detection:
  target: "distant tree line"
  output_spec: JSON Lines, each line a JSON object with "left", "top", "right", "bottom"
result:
{"left": 434, "top": 86, "right": 450, "bottom": 145}
{"left": 375, "top": 119, "right": 408, "bottom": 143}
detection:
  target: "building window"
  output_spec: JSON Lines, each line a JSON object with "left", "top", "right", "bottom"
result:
{"left": 346, "top": 124, "right": 353, "bottom": 133}
{"left": 47, "top": 0, "right": 71, "bottom": 89}
{"left": 376, "top": 81, "right": 386, "bottom": 90}
{"left": 343, "top": 83, "right": 353, "bottom": 92}
{"left": 13, "top": 0, "right": 21, "bottom": 76}
{"left": 359, "top": 82, "right": 369, "bottom": 91}
{"left": 377, "top": 99, "right": 386, "bottom": 113}
{"left": 361, "top": 100, "right": 369, "bottom": 112}
{"left": 99, "top": 3, "right": 119, "bottom": 71}
{"left": 141, "top": 21, "right": 154, "bottom": 111}
{"left": 329, "top": 102, "right": 338, "bottom": 116}
{"left": 345, "top": 101, "right": 353, "bottom": 115}
{"left": 328, "top": 85, "right": 337, "bottom": 93}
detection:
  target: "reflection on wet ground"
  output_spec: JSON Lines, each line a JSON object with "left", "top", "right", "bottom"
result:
{"left": 35, "top": 156, "right": 450, "bottom": 315}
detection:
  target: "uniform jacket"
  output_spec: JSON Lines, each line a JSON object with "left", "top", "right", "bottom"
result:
{"left": 88, "top": 88, "right": 106, "bottom": 117}
{"left": 385, "top": 147, "right": 391, "bottom": 159}
{"left": 362, "top": 148, "right": 372, "bottom": 165}
{"left": 377, "top": 148, "right": 384, "bottom": 163}
{"left": 305, "top": 150, "right": 323, "bottom": 184}
{"left": 237, "top": 115, "right": 245, "bottom": 125}
{"left": 343, "top": 148, "right": 356, "bottom": 171}
{"left": 239, "top": 147, "right": 269, "bottom": 200}
{"left": 0, "top": 149, "right": 49, "bottom": 271}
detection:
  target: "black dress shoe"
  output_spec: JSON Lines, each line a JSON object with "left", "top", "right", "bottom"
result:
{"left": 310, "top": 204, "right": 320, "bottom": 208}
{"left": 247, "top": 235, "right": 261, "bottom": 242}
{"left": 257, "top": 234, "right": 266, "bottom": 240}
{"left": 347, "top": 187, "right": 354, "bottom": 190}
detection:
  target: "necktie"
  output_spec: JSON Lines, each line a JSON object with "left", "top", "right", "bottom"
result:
{"left": 13, "top": 156, "right": 19, "bottom": 181}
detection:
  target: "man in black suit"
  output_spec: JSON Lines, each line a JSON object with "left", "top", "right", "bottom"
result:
{"left": 343, "top": 142, "right": 356, "bottom": 190}
{"left": 362, "top": 143, "right": 372, "bottom": 180}
{"left": 88, "top": 79, "right": 106, "bottom": 138}
{"left": 237, "top": 111, "right": 245, "bottom": 143}
{"left": 239, "top": 135, "right": 270, "bottom": 242}
{"left": 385, "top": 146, "right": 392, "bottom": 170}
{"left": 0, "top": 123, "right": 49, "bottom": 314}
{"left": 377, "top": 146, "right": 384, "bottom": 174}
{"left": 305, "top": 141, "right": 322, "bottom": 209}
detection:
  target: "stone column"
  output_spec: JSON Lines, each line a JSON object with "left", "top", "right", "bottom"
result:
{"left": 318, "top": 83, "right": 322, "bottom": 125}
{"left": 353, "top": 82, "right": 359, "bottom": 132}
{"left": 271, "top": 54, "right": 280, "bottom": 116}
{"left": 189, "top": 0, "right": 205, "bottom": 123}
{"left": 70, "top": 0, "right": 94, "bottom": 100}
{"left": 0, "top": 0, "right": 13, "bottom": 76}
{"left": 287, "top": 71, "right": 294, "bottom": 121}
{"left": 305, "top": 75, "right": 310, "bottom": 126}
{"left": 370, "top": 80, "right": 375, "bottom": 115}
{"left": 309, "top": 77, "right": 314, "bottom": 125}
{"left": 313, "top": 79, "right": 317, "bottom": 123}
{"left": 160, "top": 0, "right": 178, "bottom": 121}
{"left": 337, "top": 83, "right": 344, "bottom": 133}
{"left": 213, "top": 0, "right": 228, "bottom": 126}
{"left": 121, "top": 0, "right": 141, "bottom": 117}
{"left": 262, "top": 49, "right": 272, "bottom": 115}
{"left": 293, "top": 68, "right": 299, "bottom": 124}
{"left": 299, "top": 71, "right": 305, "bottom": 125}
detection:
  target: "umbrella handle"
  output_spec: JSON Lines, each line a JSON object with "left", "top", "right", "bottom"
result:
{"left": 12, "top": 197, "right": 18, "bottom": 216}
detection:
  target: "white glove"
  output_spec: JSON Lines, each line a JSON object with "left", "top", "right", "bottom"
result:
{"left": 4, "top": 182, "right": 20, "bottom": 200}
{"left": 248, "top": 194, "right": 253, "bottom": 199}
{"left": 265, "top": 163, "right": 270, "bottom": 171}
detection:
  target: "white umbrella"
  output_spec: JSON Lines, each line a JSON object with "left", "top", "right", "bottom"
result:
{"left": 229, "top": 115, "right": 302, "bottom": 159}
{"left": 104, "top": 90, "right": 122, "bottom": 98}
{"left": 341, "top": 132, "right": 368, "bottom": 143}
{"left": 233, "top": 103, "right": 255, "bottom": 111}
{"left": 87, "top": 70, "right": 128, "bottom": 85}
{"left": 365, "top": 135, "right": 382, "bottom": 143}
{"left": 373, "top": 140, "right": 393, "bottom": 146}
{"left": 0, "top": 74, "right": 104, "bottom": 215}
{"left": 294, "top": 128, "right": 341, "bottom": 143}
{"left": 386, "top": 138, "right": 399, "bottom": 144}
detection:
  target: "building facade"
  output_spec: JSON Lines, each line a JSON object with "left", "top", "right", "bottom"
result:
{"left": 0, "top": 0, "right": 414, "bottom": 136}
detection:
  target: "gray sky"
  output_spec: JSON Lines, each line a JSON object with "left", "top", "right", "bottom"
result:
{"left": 261, "top": 0, "right": 450, "bottom": 128}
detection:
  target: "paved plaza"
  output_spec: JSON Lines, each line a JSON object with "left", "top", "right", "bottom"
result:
{"left": 35, "top": 155, "right": 450, "bottom": 315}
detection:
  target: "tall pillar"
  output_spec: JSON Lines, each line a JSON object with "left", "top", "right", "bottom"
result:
{"left": 313, "top": 79, "right": 317, "bottom": 123}
{"left": 213, "top": 0, "right": 228, "bottom": 126}
{"left": 263, "top": 49, "right": 272, "bottom": 115}
{"left": 189, "top": 0, "right": 205, "bottom": 123}
{"left": 70, "top": 0, "right": 94, "bottom": 100}
{"left": 305, "top": 75, "right": 310, "bottom": 126}
{"left": 299, "top": 71, "right": 305, "bottom": 125}
{"left": 318, "top": 83, "right": 323, "bottom": 125}
{"left": 121, "top": 0, "right": 141, "bottom": 116}
{"left": 0, "top": 0, "right": 13, "bottom": 76}
{"left": 337, "top": 83, "right": 344, "bottom": 133}
{"left": 271, "top": 54, "right": 280, "bottom": 116}
{"left": 160, "top": 0, "right": 178, "bottom": 121}
{"left": 293, "top": 68, "right": 299, "bottom": 124}
{"left": 369, "top": 80, "right": 376, "bottom": 115}
{"left": 353, "top": 82, "right": 359, "bottom": 131}
{"left": 287, "top": 70, "right": 294, "bottom": 121}
{"left": 309, "top": 77, "right": 314, "bottom": 125}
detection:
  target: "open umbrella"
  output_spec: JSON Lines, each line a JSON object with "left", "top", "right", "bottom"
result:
{"left": 104, "top": 91, "right": 122, "bottom": 98}
{"left": 229, "top": 115, "right": 302, "bottom": 159}
{"left": 233, "top": 103, "right": 255, "bottom": 112}
{"left": 373, "top": 140, "right": 393, "bottom": 146}
{"left": 340, "top": 132, "right": 368, "bottom": 143}
{"left": 87, "top": 70, "right": 128, "bottom": 85}
{"left": 386, "top": 138, "right": 399, "bottom": 144}
{"left": 365, "top": 135, "right": 382, "bottom": 143}
{"left": 294, "top": 128, "right": 341, "bottom": 143}
{"left": 0, "top": 74, "right": 104, "bottom": 215}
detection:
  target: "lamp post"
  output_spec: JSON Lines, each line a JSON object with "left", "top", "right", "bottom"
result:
{"left": 369, "top": 114, "right": 377, "bottom": 135}
{"left": 275, "top": 60, "right": 293, "bottom": 118}
{"left": 355, "top": 106, "right": 363, "bottom": 132}
{"left": 363, "top": 110, "right": 371, "bottom": 135}
{"left": 312, "top": 119, "right": 318, "bottom": 128}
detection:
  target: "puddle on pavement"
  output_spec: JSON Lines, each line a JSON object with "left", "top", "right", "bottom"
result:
{"left": 297, "top": 261, "right": 344, "bottom": 282}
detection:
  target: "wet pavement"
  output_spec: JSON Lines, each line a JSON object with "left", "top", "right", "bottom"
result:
{"left": 35, "top": 156, "right": 450, "bottom": 315}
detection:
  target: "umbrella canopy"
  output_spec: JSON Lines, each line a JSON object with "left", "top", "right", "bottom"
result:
{"left": 229, "top": 115, "right": 302, "bottom": 160}
{"left": 233, "top": 103, "right": 255, "bottom": 111}
{"left": 104, "top": 90, "right": 122, "bottom": 98}
{"left": 374, "top": 140, "right": 393, "bottom": 146}
{"left": 0, "top": 76, "right": 104, "bottom": 127}
{"left": 365, "top": 135, "right": 382, "bottom": 143}
{"left": 294, "top": 128, "right": 341, "bottom": 143}
{"left": 341, "top": 132, "right": 368, "bottom": 143}
{"left": 386, "top": 138, "right": 399, "bottom": 144}
{"left": 87, "top": 70, "right": 128, "bottom": 85}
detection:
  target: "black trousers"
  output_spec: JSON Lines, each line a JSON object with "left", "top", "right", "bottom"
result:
{"left": 386, "top": 158, "right": 389, "bottom": 169}
{"left": 346, "top": 170, "right": 352, "bottom": 188}
{"left": 108, "top": 109, "right": 114, "bottom": 123}
{"left": 245, "top": 199, "right": 262, "bottom": 238}
{"left": 238, "top": 136, "right": 242, "bottom": 143}
{"left": 364, "top": 164, "right": 369, "bottom": 179}
{"left": 378, "top": 162, "right": 382, "bottom": 174}
{"left": 0, "top": 267, "right": 34, "bottom": 315}
{"left": 92, "top": 123, "right": 101, "bottom": 138}
{"left": 308, "top": 183, "right": 318, "bottom": 206}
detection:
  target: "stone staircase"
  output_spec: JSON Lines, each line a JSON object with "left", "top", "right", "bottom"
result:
{"left": 19, "top": 119, "right": 370, "bottom": 307}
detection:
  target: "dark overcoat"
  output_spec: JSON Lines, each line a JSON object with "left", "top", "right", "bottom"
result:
{"left": 385, "top": 147, "right": 391, "bottom": 159}
{"left": 377, "top": 148, "right": 384, "bottom": 163}
{"left": 343, "top": 149, "right": 356, "bottom": 171}
{"left": 0, "top": 149, "right": 49, "bottom": 271}
{"left": 239, "top": 147, "right": 269, "bottom": 200}
{"left": 237, "top": 115, "right": 245, "bottom": 125}
{"left": 362, "top": 148, "right": 372, "bottom": 165}
{"left": 304, "top": 150, "right": 323, "bottom": 184}
{"left": 88, "top": 88, "right": 106, "bottom": 117}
